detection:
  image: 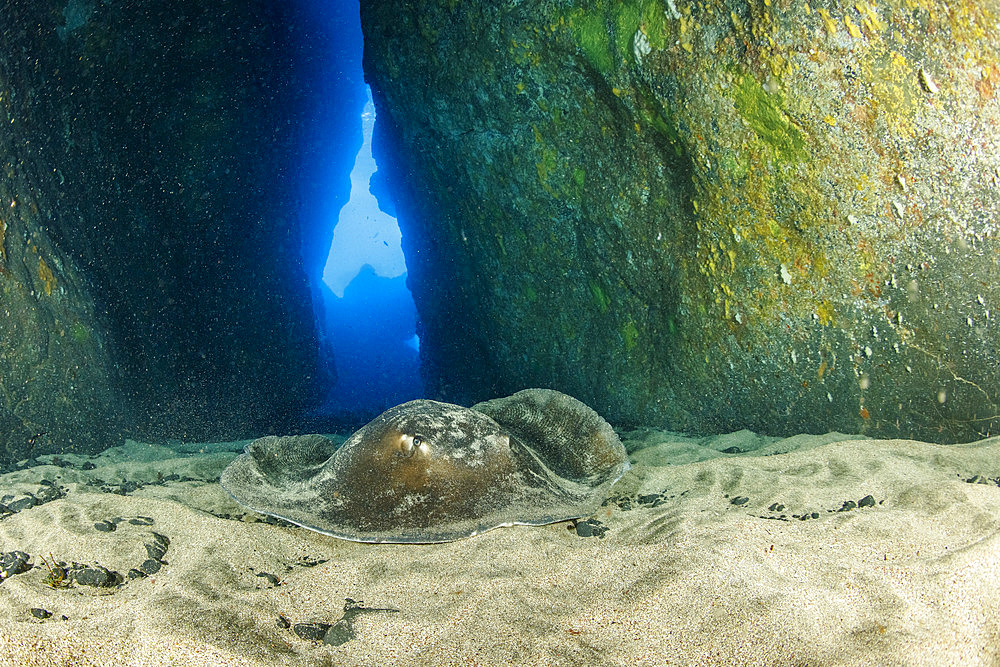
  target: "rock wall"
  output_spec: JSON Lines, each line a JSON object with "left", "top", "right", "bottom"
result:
{"left": 362, "top": 0, "right": 1000, "bottom": 442}
{"left": 0, "top": 0, "right": 328, "bottom": 462}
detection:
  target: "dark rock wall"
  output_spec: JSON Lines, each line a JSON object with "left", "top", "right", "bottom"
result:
{"left": 362, "top": 0, "right": 1000, "bottom": 442}
{"left": 0, "top": 0, "right": 328, "bottom": 461}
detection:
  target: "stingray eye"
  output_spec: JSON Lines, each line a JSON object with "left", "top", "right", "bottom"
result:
{"left": 399, "top": 434, "right": 424, "bottom": 457}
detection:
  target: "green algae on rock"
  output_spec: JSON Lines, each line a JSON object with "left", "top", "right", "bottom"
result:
{"left": 361, "top": 0, "right": 1000, "bottom": 442}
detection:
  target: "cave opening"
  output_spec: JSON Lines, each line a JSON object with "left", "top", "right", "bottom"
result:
{"left": 296, "top": 0, "right": 422, "bottom": 418}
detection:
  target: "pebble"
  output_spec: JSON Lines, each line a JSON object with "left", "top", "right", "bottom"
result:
{"left": 293, "top": 622, "right": 331, "bottom": 641}
{"left": 730, "top": 496, "right": 750, "bottom": 506}
{"left": 145, "top": 533, "right": 170, "bottom": 562}
{"left": 30, "top": 608, "right": 52, "bottom": 619}
{"left": 323, "top": 620, "right": 355, "bottom": 646}
{"left": 138, "top": 559, "right": 162, "bottom": 575}
{"left": 574, "top": 518, "right": 608, "bottom": 538}
{"left": 129, "top": 516, "right": 155, "bottom": 526}
{"left": 858, "top": 495, "right": 876, "bottom": 508}
{"left": 68, "top": 563, "right": 122, "bottom": 588}
{"left": 7, "top": 495, "right": 37, "bottom": 512}
{"left": 256, "top": 572, "right": 280, "bottom": 587}
{"left": 94, "top": 520, "right": 116, "bottom": 533}
{"left": 0, "top": 551, "right": 31, "bottom": 581}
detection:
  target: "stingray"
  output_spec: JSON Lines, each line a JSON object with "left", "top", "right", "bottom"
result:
{"left": 220, "top": 388, "right": 630, "bottom": 543}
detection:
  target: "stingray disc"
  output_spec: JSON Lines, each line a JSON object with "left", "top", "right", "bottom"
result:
{"left": 220, "top": 389, "right": 629, "bottom": 543}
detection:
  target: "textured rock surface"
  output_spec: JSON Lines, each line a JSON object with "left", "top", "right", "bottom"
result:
{"left": 0, "top": 1, "right": 328, "bottom": 462}
{"left": 362, "top": 0, "right": 1000, "bottom": 442}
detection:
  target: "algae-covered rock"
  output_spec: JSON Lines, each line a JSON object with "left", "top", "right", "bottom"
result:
{"left": 362, "top": 0, "right": 1000, "bottom": 442}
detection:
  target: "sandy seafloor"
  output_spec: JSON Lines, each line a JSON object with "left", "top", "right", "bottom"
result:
{"left": 0, "top": 427, "right": 998, "bottom": 667}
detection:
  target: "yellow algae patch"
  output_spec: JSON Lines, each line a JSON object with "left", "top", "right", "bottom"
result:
{"left": 844, "top": 15, "right": 862, "bottom": 38}
{"left": 38, "top": 256, "right": 56, "bottom": 296}
{"left": 854, "top": 2, "right": 886, "bottom": 34}
{"left": 817, "top": 9, "right": 837, "bottom": 35}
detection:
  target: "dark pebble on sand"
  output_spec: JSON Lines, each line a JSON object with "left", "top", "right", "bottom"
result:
{"left": 80, "top": 462, "right": 96, "bottom": 470}
{"left": 293, "top": 623, "right": 332, "bottom": 641}
{"left": 256, "top": 572, "right": 280, "bottom": 587}
{"left": 768, "top": 503, "right": 785, "bottom": 512}
{"left": 127, "top": 569, "right": 146, "bottom": 580}
{"left": 720, "top": 446, "right": 743, "bottom": 454}
{"left": 30, "top": 608, "right": 52, "bottom": 619}
{"left": 35, "top": 485, "right": 65, "bottom": 504}
{"left": 574, "top": 518, "right": 608, "bottom": 538}
{"left": 277, "top": 615, "right": 291, "bottom": 629}
{"left": 7, "top": 495, "right": 37, "bottom": 512}
{"left": 68, "top": 563, "right": 121, "bottom": 588}
{"left": 323, "top": 620, "right": 356, "bottom": 646}
{"left": 144, "top": 533, "right": 170, "bottom": 562}
{"left": 0, "top": 551, "right": 32, "bottom": 580}
{"left": 858, "top": 495, "right": 876, "bottom": 508}
{"left": 144, "top": 542, "right": 167, "bottom": 562}
{"left": 94, "top": 520, "right": 116, "bottom": 533}
{"left": 730, "top": 496, "right": 750, "bottom": 506}
{"left": 129, "top": 516, "right": 155, "bottom": 526}
{"left": 839, "top": 500, "right": 857, "bottom": 512}
{"left": 0, "top": 503, "right": 11, "bottom": 517}
{"left": 139, "top": 559, "right": 161, "bottom": 575}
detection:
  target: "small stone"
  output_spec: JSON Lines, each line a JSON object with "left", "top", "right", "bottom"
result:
{"left": 68, "top": 564, "right": 121, "bottom": 588}
{"left": 276, "top": 615, "right": 291, "bottom": 629}
{"left": 0, "top": 551, "right": 32, "bottom": 580}
{"left": 858, "top": 495, "right": 876, "bottom": 508}
{"left": 30, "top": 608, "right": 52, "bottom": 619}
{"left": 144, "top": 536, "right": 169, "bottom": 562}
{"left": 810, "top": 512, "right": 819, "bottom": 519}
{"left": 129, "top": 516, "right": 155, "bottom": 526}
{"left": 139, "top": 559, "right": 161, "bottom": 575}
{"left": 768, "top": 503, "right": 785, "bottom": 512}
{"left": 80, "top": 462, "right": 96, "bottom": 470}
{"left": 293, "top": 622, "right": 331, "bottom": 641}
{"left": 94, "top": 520, "right": 116, "bottom": 533}
{"left": 730, "top": 496, "right": 750, "bottom": 506}
{"left": 720, "top": 446, "right": 742, "bottom": 454}
{"left": 838, "top": 500, "right": 857, "bottom": 512}
{"left": 34, "top": 485, "right": 65, "bottom": 504}
{"left": 323, "top": 620, "right": 355, "bottom": 646}
{"left": 127, "top": 569, "right": 146, "bottom": 580}
{"left": 7, "top": 495, "right": 37, "bottom": 512}
{"left": 256, "top": 572, "right": 280, "bottom": 586}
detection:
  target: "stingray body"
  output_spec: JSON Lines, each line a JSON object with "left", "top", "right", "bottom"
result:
{"left": 220, "top": 389, "right": 629, "bottom": 543}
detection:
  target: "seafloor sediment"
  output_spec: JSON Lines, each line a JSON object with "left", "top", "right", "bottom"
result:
{"left": 0, "top": 431, "right": 998, "bottom": 666}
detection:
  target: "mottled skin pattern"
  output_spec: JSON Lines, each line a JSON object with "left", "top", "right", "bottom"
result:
{"left": 220, "top": 389, "right": 629, "bottom": 543}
